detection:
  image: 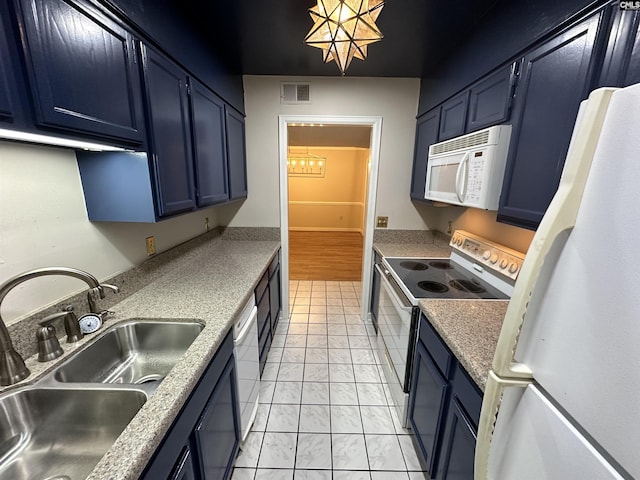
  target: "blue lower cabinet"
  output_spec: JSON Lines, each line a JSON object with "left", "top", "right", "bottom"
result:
{"left": 169, "top": 447, "right": 197, "bottom": 480}
{"left": 435, "top": 398, "right": 477, "bottom": 480}
{"left": 193, "top": 357, "right": 241, "bottom": 480}
{"left": 0, "top": 13, "right": 13, "bottom": 121}
{"left": 409, "top": 339, "right": 450, "bottom": 476}
{"left": 141, "top": 330, "right": 240, "bottom": 480}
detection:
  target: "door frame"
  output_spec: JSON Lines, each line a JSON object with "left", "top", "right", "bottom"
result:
{"left": 278, "top": 115, "right": 383, "bottom": 322}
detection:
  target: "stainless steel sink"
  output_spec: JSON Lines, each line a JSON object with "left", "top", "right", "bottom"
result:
{"left": 0, "top": 386, "right": 147, "bottom": 480}
{"left": 52, "top": 320, "right": 204, "bottom": 385}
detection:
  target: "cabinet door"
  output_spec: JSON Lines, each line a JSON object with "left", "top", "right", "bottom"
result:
{"left": 438, "top": 91, "right": 469, "bottom": 141}
{"left": 16, "top": 0, "right": 144, "bottom": 143}
{"left": 409, "top": 339, "right": 451, "bottom": 476}
{"left": 498, "top": 12, "right": 604, "bottom": 230}
{"left": 466, "top": 63, "right": 517, "bottom": 133}
{"left": 193, "top": 357, "right": 240, "bottom": 480}
{"left": 269, "top": 265, "right": 281, "bottom": 334}
{"left": 598, "top": 8, "right": 640, "bottom": 88}
{"left": 169, "top": 446, "right": 197, "bottom": 480}
{"left": 142, "top": 46, "right": 196, "bottom": 217}
{"left": 0, "top": 14, "right": 13, "bottom": 121}
{"left": 410, "top": 109, "right": 440, "bottom": 200}
{"left": 435, "top": 397, "right": 477, "bottom": 480}
{"left": 370, "top": 264, "right": 381, "bottom": 331}
{"left": 225, "top": 107, "right": 248, "bottom": 200}
{"left": 190, "top": 78, "right": 229, "bottom": 206}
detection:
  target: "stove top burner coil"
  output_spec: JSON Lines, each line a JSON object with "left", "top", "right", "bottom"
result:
{"left": 399, "top": 261, "right": 429, "bottom": 271}
{"left": 429, "top": 261, "right": 453, "bottom": 270}
{"left": 418, "top": 281, "right": 449, "bottom": 293}
{"left": 449, "top": 279, "right": 486, "bottom": 293}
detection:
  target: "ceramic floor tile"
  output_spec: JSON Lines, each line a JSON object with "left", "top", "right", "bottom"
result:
{"left": 327, "top": 335, "right": 350, "bottom": 349}
{"left": 344, "top": 314, "right": 362, "bottom": 324}
{"left": 307, "top": 324, "right": 328, "bottom": 335}
{"left": 266, "top": 404, "right": 300, "bottom": 432}
{"left": 329, "top": 382, "right": 359, "bottom": 406}
{"left": 261, "top": 363, "right": 280, "bottom": 381}
{"left": 408, "top": 472, "right": 429, "bottom": 479}
{"left": 326, "top": 314, "right": 346, "bottom": 324}
{"left": 343, "top": 306, "right": 361, "bottom": 315}
{"left": 259, "top": 381, "right": 276, "bottom": 404}
{"left": 266, "top": 348, "right": 284, "bottom": 363}
{"left": 271, "top": 335, "right": 287, "bottom": 348}
{"left": 309, "top": 306, "right": 327, "bottom": 314}
{"left": 370, "top": 472, "right": 410, "bottom": 480}
{"left": 350, "top": 349, "right": 376, "bottom": 365}
{"left": 296, "top": 433, "right": 332, "bottom": 469}
{"left": 332, "top": 471, "right": 371, "bottom": 480}
{"left": 290, "top": 314, "right": 310, "bottom": 324}
{"left": 348, "top": 337, "right": 372, "bottom": 349}
{"left": 301, "top": 382, "right": 330, "bottom": 405}
{"left": 288, "top": 324, "right": 308, "bottom": 335}
{"left": 277, "top": 364, "right": 305, "bottom": 382}
{"left": 298, "top": 405, "right": 331, "bottom": 433}
{"left": 328, "top": 348, "right": 352, "bottom": 364}
{"left": 252, "top": 403, "right": 271, "bottom": 431}
{"left": 353, "top": 364, "right": 381, "bottom": 383}
{"left": 304, "top": 363, "right": 329, "bottom": 382}
{"left": 360, "top": 406, "right": 396, "bottom": 434}
{"left": 308, "top": 314, "right": 328, "bottom": 323}
{"left": 365, "top": 435, "right": 407, "bottom": 471}
{"left": 232, "top": 467, "right": 256, "bottom": 480}
{"left": 235, "top": 431, "right": 264, "bottom": 468}
{"left": 342, "top": 298, "right": 360, "bottom": 307}
{"left": 330, "top": 405, "right": 363, "bottom": 433}
{"left": 326, "top": 306, "right": 344, "bottom": 314}
{"left": 305, "top": 348, "right": 328, "bottom": 363}
{"left": 255, "top": 469, "right": 294, "bottom": 480}
{"left": 331, "top": 434, "right": 369, "bottom": 470}
{"left": 346, "top": 324, "right": 368, "bottom": 336}
{"left": 327, "top": 324, "right": 348, "bottom": 335}
{"left": 272, "top": 382, "right": 303, "bottom": 404}
{"left": 306, "top": 335, "right": 328, "bottom": 348}
{"left": 292, "top": 306, "right": 310, "bottom": 314}
{"left": 258, "top": 432, "right": 297, "bottom": 469}
{"left": 398, "top": 435, "right": 425, "bottom": 471}
{"left": 329, "top": 364, "right": 355, "bottom": 383}
{"left": 282, "top": 348, "right": 306, "bottom": 363}
{"left": 356, "top": 384, "right": 388, "bottom": 406}
{"left": 286, "top": 335, "right": 307, "bottom": 348}
{"left": 294, "top": 470, "right": 332, "bottom": 479}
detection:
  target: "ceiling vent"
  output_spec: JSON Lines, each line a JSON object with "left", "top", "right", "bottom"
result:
{"left": 281, "top": 83, "right": 311, "bottom": 104}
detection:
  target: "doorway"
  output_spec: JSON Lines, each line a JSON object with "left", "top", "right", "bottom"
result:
{"left": 278, "top": 115, "right": 383, "bottom": 322}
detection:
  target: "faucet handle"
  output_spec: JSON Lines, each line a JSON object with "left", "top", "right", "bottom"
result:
{"left": 62, "top": 306, "right": 83, "bottom": 343}
{"left": 36, "top": 314, "right": 64, "bottom": 362}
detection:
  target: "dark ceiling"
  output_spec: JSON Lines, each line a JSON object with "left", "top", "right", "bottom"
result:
{"left": 178, "top": 0, "right": 502, "bottom": 78}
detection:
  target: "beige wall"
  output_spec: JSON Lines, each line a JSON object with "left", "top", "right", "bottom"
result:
{"left": 0, "top": 140, "right": 220, "bottom": 321}
{"left": 288, "top": 147, "right": 368, "bottom": 232}
{"left": 226, "top": 75, "right": 429, "bottom": 230}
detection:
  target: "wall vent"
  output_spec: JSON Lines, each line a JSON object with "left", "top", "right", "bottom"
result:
{"left": 281, "top": 83, "right": 311, "bottom": 104}
{"left": 430, "top": 129, "right": 491, "bottom": 155}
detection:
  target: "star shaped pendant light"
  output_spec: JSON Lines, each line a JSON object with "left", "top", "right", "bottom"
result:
{"left": 305, "top": 0, "right": 384, "bottom": 75}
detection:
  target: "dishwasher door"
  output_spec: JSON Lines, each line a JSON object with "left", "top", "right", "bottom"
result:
{"left": 233, "top": 302, "right": 260, "bottom": 442}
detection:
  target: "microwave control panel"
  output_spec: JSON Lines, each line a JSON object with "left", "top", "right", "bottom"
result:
{"left": 465, "top": 152, "right": 486, "bottom": 203}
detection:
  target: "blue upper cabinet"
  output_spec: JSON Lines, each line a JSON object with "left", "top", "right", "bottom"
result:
{"left": 498, "top": 10, "right": 606, "bottom": 230}
{"left": 0, "top": 14, "right": 13, "bottom": 121}
{"left": 189, "top": 78, "right": 229, "bottom": 207}
{"left": 225, "top": 107, "right": 248, "bottom": 201}
{"left": 598, "top": 7, "right": 640, "bottom": 88}
{"left": 410, "top": 108, "right": 440, "bottom": 201}
{"left": 438, "top": 91, "right": 469, "bottom": 141}
{"left": 15, "top": 0, "right": 144, "bottom": 144}
{"left": 141, "top": 45, "right": 196, "bottom": 217}
{"left": 466, "top": 62, "right": 518, "bottom": 133}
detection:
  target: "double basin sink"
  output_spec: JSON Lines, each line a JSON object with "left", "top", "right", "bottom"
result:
{"left": 0, "top": 319, "right": 204, "bottom": 480}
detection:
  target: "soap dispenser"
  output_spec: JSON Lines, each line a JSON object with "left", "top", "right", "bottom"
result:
{"left": 36, "top": 314, "right": 64, "bottom": 362}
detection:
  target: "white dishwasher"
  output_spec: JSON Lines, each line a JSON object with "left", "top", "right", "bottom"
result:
{"left": 233, "top": 297, "right": 260, "bottom": 442}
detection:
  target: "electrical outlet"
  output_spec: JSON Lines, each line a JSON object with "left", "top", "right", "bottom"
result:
{"left": 146, "top": 236, "right": 156, "bottom": 256}
{"left": 376, "top": 216, "right": 388, "bottom": 228}
{"left": 205, "top": 217, "right": 210, "bottom": 232}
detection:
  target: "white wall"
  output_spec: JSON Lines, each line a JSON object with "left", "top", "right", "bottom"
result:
{"left": 0, "top": 140, "right": 218, "bottom": 322}
{"left": 227, "top": 75, "right": 428, "bottom": 230}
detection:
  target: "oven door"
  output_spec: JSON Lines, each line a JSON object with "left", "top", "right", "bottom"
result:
{"left": 375, "top": 264, "right": 418, "bottom": 392}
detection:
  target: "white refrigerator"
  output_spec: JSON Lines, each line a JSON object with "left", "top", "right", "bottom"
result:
{"left": 475, "top": 84, "right": 640, "bottom": 480}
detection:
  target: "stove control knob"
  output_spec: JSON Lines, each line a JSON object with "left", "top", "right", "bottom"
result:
{"left": 482, "top": 251, "right": 491, "bottom": 260}
{"left": 508, "top": 262, "right": 519, "bottom": 274}
{"left": 500, "top": 258, "right": 509, "bottom": 269}
{"left": 490, "top": 253, "right": 499, "bottom": 264}
{"left": 456, "top": 237, "right": 463, "bottom": 246}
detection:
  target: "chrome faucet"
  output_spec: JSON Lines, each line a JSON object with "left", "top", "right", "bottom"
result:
{"left": 0, "top": 267, "right": 119, "bottom": 386}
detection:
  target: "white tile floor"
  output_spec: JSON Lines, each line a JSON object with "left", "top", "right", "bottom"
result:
{"left": 231, "top": 280, "right": 428, "bottom": 480}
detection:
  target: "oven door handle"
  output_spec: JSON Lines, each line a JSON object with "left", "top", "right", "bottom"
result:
{"left": 375, "top": 264, "right": 413, "bottom": 312}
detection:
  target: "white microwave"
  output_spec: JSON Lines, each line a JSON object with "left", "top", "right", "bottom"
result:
{"left": 425, "top": 125, "right": 512, "bottom": 210}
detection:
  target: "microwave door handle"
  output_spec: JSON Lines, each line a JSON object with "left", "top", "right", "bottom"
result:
{"left": 455, "top": 152, "right": 470, "bottom": 202}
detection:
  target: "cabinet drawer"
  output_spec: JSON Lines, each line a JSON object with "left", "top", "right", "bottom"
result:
{"left": 257, "top": 291, "right": 270, "bottom": 340}
{"left": 255, "top": 270, "right": 268, "bottom": 303}
{"left": 452, "top": 363, "right": 483, "bottom": 429}
{"left": 419, "top": 314, "right": 453, "bottom": 378}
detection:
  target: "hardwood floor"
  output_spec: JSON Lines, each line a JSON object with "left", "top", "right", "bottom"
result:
{"left": 289, "top": 231, "right": 363, "bottom": 281}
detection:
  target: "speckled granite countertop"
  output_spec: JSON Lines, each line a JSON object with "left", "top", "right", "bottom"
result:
{"left": 419, "top": 300, "right": 508, "bottom": 391}
{"left": 373, "top": 242, "right": 452, "bottom": 258}
{"left": 2, "top": 235, "right": 280, "bottom": 480}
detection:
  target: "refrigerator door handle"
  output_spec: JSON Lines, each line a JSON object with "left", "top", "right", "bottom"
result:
{"left": 492, "top": 88, "right": 616, "bottom": 379}
{"left": 475, "top": 371, "right": 531, "bottom": 480}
